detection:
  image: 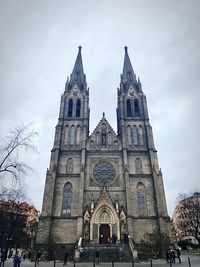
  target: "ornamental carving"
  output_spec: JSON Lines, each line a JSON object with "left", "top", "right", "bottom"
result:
{"left": 93, "top": 161, "right": 116, "bottom": 184}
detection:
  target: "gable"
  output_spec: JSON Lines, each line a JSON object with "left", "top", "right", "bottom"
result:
{"left": 87, "top": 116, "right": 121, "bottom": 150}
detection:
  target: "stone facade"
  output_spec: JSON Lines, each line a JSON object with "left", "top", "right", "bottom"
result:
{"left": 36, "top": 46, "right": 171, "bottom": 257}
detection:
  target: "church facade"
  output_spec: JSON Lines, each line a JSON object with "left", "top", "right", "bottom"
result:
{"left": 36, "top": 47, "right": 171, "bottom": 256}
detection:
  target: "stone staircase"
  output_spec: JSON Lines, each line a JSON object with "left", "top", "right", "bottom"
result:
{"left": 80, "top": 243, "right": 133, "bottom": 262}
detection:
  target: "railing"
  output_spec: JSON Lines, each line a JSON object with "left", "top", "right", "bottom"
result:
{"left": 75, "top": 236, "right": 83, "bottom": 261}
{"left": 128, "top": 235, "right": 137, "bottom": 260}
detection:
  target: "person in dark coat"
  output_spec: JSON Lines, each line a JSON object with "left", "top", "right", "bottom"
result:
{"left": 95, "top": 250, "right": 100, "bottom": 265}
{"left": 36, "top": 251, "right": 42, "bottom": 265}
{"left": 165, "top": 249, "right": 170, "bottom": 263}
{"left": 0, "top": 250, "right": 6, "bottom": 267}
{"left": 63, "top": 250, "right": 68, "bottom": 266}
{"left": 13, "top": 255, "right": 20, "bottom": 267}
{"left": 176, "top": 248, "right": 181, "bottom": 263}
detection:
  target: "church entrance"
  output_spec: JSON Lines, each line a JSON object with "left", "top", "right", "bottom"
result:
{"left": 99, "top": 224, "right": 110, "bottom": 244}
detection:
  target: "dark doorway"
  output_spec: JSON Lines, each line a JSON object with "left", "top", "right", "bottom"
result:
{"left": 99, "top": 224, "right": 110, "bottom": 244}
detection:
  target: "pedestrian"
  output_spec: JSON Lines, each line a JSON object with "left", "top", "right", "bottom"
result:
{"left": 176, "top": 248, "right": 181, "bottom": 263}
{"left": 165, "top": 249, "right": 170, "bottom": 263}
{"left": 36, "top": 250, "right": 42, "bottom": 265}
{"left": 63, "top": 250, "right": 68, "bottom": 265}
{"left": 95, "top": 250, "right": 100, "bottom": 265}
{"left": 171, "top": 249, "right": 176, "bottom": 263}
{"left": 0, "top": 249, "right": 6, "bottom": 267}
{"left": 13, "top": 255, "right": 20, "bottom": 267}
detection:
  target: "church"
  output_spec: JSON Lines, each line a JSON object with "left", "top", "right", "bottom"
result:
{"left": 36, "top": 46, "right": 171, "bottom": 259}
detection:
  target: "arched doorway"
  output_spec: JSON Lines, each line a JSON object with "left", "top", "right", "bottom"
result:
{"left": 99, "top": 224, "right": 110, "bottom": 244}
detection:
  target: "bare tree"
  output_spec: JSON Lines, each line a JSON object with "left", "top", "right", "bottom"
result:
{"left": 0, "top": 123, "right": 38, "bottom": 196}
{"left": 174, "top": 192, "right": 200, "bottom": 245}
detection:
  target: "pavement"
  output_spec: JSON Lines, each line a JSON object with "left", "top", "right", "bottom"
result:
{"left": 3, "top": 255, "right": 200, "bottom": 267}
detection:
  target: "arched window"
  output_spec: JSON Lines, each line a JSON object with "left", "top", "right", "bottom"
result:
{"left": 135, "top": 158, "right": 142, "bottom": 174}
{"left": 66, "top": 158, "right": 73, "bottom": 174}
{"left": 134, "top": 99, "right": 140, "bottom": 117}
{"left": 96, "top": 132, "right": 100, "bottom": 145}
{"left": 132, "top": 126, "right": 138, "bottom": 145}
{"left": 76, "top": 99, "right": 81, "bottom": 117}
{"left": 127, "top": 100, "right": 132, "bottom": 117}
{"left": 108, "top": 132, "right": 112, "bottom": 145}
{"left": 64, "top": 126, "right": 69, "bottom": 144}
{"left": 127, "top": 126, "right": 132, "bottom": 145}
{"left": 76, "top": 125, "right": 81, "bottom": 145}
{"left": 138, "top": 126, "right": 144, "bottom": 146}
{"left": 62, "top": 183, "right": 72, "bottom": 214}
{"left": 137, "top": 183, "right": 147, "bottom": 215}
{"left": 68, "top": 99, "right": 73, "bottom": 117}
{"left": 69, "top": 126, "right": 75, "bottom": 145}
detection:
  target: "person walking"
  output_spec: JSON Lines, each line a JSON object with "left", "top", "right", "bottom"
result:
{"left": 0, "top": 250, "right": 6, "bottom": 267}
{"left": 95, "top": 250, "right": 100, "bottom": 265}
{"left": 13, "top": 255, "right": 20, "bottom": 267}
{"left": 176, "top": 248, "right": 181, "bottom": 263}
{"left": 63, "top": 250, "right": 68, "bottom": 266}
{"left": 36, "top": 251, "right": 42, "bottom": 265}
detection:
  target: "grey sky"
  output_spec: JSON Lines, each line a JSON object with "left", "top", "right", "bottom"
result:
{"left": 0, "top": 0, "right": 200, "bottom": 216}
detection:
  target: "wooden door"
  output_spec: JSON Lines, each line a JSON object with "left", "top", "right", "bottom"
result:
{"left": 99, "top": 224, "right": 110, "bottom": 244}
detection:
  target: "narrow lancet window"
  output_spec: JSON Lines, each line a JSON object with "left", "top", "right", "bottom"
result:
{"left": 66, "top": 158, "right": 73, "bottom": 174}
{"left": 137, "top": 183, "right": 147, "bottom": 215}
{"left": 127, "top": 100, "right": 132, "bottom": 117}
{"left": 135, "top": 158, "right": 142, "bottom": 174}
{"left": 134, "top": 99, "right": 140, "bottom": 117}
{"left": 138, "top": 126, "right": 144, "bottom": 146}
{"left": 62, "top": 182, "right": 72, "bottom": 214}
{"left": 132, "top": 126, "right": 138, "bottom": 145}
{"left": 68, "top": 99, "right": 73, "bottom": 117}
{"left": 76, "top": 99, "right": 81, "bottom": 117}
{"left": 69, "top": 126, "right": 75, "bottom": 145}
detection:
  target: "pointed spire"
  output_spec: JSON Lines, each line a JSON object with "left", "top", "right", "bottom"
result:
{"left": 68, "top": 46, "right": 86, "bottom": 90}
{"left": 121, "top": 46, "right": 137, "bottom": 85}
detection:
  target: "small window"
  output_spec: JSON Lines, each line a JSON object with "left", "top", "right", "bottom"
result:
{"left": 68, "top": 99, "right": 73, "bottom": 117}
{"left": 137, "top": 183, "right": 147, "bottom": 215}
{"left": 76, "top": 99, "right": 81, "bottom": 117}
{"left": 132, "top": 126, "right": 138, "bottom": 145}
{"left": 62, "top": 183, "right": 72, "bottom": 214}
{"left": 134, "top": 99, "right": 140, "bottom": 117}
{"left": 138, "top": 126, "right": 144, "bottom": 146}
{"left": 135, "top": 158, "right": 142, "bottom": 174}
{"left": 66, "top": 158, "right": 73, "bottom": 174}
{"left": 127, "top": 100, "right": 132, "bottom": 117}
{"left": 69, "top": 126, "right": 75, "bottom": 145}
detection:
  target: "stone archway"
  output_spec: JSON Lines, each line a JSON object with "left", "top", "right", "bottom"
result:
{"left": 90, "top": 192, "right": 120, "bottom": 243}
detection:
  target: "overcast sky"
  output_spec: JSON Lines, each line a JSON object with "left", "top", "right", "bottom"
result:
{"left": 0, "top": 0, "right": 200, "bottom": 216}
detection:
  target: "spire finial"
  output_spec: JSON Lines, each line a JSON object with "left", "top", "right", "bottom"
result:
{"left": 78, "top": 45, "right": 82, "bottom": 51}
{"left": 124, "top": 46, "right": 128, "bottom": 52}
{"left": 103, "top": 112, "right": 105, "bottom": 118}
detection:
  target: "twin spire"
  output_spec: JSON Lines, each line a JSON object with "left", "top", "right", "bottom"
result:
{"left": 67, "top": 46, "right": 140, "bottom": 92}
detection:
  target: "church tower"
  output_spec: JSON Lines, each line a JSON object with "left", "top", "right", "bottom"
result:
{"left": 36, "top": 47, "right": 171, "bottom": 259}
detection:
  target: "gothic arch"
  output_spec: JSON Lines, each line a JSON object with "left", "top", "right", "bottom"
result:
{"left": 76, "top": 125, "right": 81, "bottom": 145}
{"left": 127, "top": 125, "right": 132, "bottom": 145}
{"left": 66, "top": 158, "right": 73, "bottom": 174}
{"left": 76, "top": 99, "right": 81, "bottom": 117}
{"left": 69, "top": 125, "right": 76, "bottom": 145}
{"left": 132, "top": 126, "right": 138, "bottom": 145}
{"left": 126, "top": 99, "right": 132, "bottom": 117}
{"left": 138, "top": 125, "right": 144, "bottom": 146}
{"left": 90, "top": 191, "right": 120, "bottom": 242}
{"left": 68, "top": 99, "right": 73, "bottom": 117}
{"left": 136, "top": 182, "right": 147, "bottom": 215}
{"left": 134, "top": 99, "right": 140, "bottom": 117}
{"left": 62, "top": 182, "right": 73, "bottom": 214}
{"left": 135, "top": 158, "right": 142, "bottom": 174}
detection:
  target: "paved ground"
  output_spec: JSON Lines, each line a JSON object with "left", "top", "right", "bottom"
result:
{"left": 3, "top": 255, "right": 200, "bottom": 267}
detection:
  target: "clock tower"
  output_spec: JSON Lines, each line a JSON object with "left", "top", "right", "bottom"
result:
{"left": 36, "top": 47, "right": 171, "bottom": 260}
